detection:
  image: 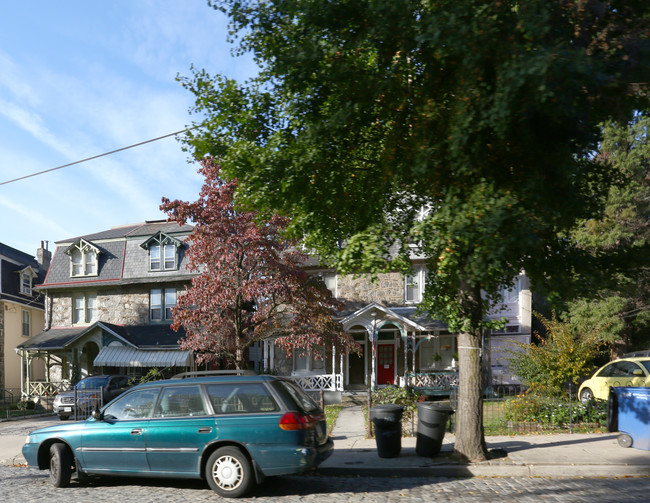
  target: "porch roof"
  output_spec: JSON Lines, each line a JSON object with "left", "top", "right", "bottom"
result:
{"left": 94, "top": 346, "right": 192, "bottom": 367}
{"left": 340, "top": 302, "right": 448, "bottom": 333}
{"left": 17, "top": 322, "right": 185, "bottom": 352}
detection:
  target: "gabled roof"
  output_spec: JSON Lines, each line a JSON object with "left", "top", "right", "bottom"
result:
{"left": 340, "top": 302, "right": 447, "bottom": 332}
{"left": 139, "top": 231, "right": 184, "bottom": 250}
{"left": 63, "top": 238, "right": 102, "bottom": 256}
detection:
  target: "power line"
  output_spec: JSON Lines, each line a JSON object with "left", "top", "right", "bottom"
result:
{"left": 0, "top": 127, "right": 197, "bottom": 187}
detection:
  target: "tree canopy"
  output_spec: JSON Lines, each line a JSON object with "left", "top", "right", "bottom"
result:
{"left": 568, "top": 115, "right": 650, "bottom": 355}
{"left": 181, "top": 0, "right": 650, "bottom": 461}
{"left": 161, "top": 158, "right": 356, "bottom": 370}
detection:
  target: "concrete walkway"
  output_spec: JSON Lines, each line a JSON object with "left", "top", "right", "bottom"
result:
{"left": 318, "top": 405, "right": 650, "bottom": 477}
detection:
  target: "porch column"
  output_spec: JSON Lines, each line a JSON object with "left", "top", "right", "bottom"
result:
{"left": 19, "top": 351, "right": 26, "bottom": 397}
{"left": 370, "top": 313, "right": 377, "bottom": 391}
{"left": 331, "top": 344, "right": 336, "bottom": 391}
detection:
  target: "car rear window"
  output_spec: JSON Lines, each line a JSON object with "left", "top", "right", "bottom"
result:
{"left": 274, "top": 380, "right": 320, "bottom": 413}
{"left": 206, "top": 382, "right": 279, "bottom": 414}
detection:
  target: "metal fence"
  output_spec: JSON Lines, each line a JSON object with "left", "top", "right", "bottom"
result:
{"left": 446, "top": 384, "right": 608, "bottom": 435}
{"left": 0, "top": 388, "right": 54, "bottom": 420}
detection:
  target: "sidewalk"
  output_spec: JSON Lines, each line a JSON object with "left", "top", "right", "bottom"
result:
{"left": 318, "top": 405, "right": 650, "bottom": 478}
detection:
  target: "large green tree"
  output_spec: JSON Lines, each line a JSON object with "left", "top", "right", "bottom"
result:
{"left": 568, "top": 116, "right": 650, "bottom": 355}
{"left": 181, "top": 0, "right": 650, "bottom": 461}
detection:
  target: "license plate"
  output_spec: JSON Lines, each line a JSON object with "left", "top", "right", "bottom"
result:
{"left": 63, "top": 407, "right": 72, "bottom": 412}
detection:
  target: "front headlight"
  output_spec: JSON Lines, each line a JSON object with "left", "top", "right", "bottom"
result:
{"left": 25, "top": 435, "right": 32, "bottom": 444}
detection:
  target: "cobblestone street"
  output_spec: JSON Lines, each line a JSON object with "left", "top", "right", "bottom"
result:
{"left": 2, "top": 466, "right": 649, "bottom": 502}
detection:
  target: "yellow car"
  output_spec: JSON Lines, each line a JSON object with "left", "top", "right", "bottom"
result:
{"left": 578, "top": 357, "right": 650, "bottom": 402}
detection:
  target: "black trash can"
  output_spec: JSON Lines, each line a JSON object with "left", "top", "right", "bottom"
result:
{"left": 370, "top": 404, "right": 404, "bottom": 458}
{"left": 416, "top": 402, "right": 454, "bottom": 457}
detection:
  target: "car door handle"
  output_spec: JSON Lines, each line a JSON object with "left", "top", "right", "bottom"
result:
{"left": 131, "top": 429, "right": 144, "bottom": 435}
{"left": 198, "top": 427, "right": 212, "bottom": 434}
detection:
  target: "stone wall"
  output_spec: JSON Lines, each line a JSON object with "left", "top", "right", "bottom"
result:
{"left": 51, "top": 286, "right": 156, "bottom": 326}
{"left": 337, "top": 272, "right": 405, "bottom": 306}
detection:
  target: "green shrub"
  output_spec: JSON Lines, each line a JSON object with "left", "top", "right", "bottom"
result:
{"left": 371, "top": 386, "right": 422, "bottom": 424}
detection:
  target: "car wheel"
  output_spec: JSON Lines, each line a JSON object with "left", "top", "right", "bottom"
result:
{"left": 59, "top": 415, "right": 70, "bottom": 421}
{"left": 49, "top": 443, "right": 72, "bottom": 488}
{"left": 579, "top": 387, "right": 594, "bottom": 403}
{"left": 206, "top": 447, "right": 254, "bottom": 498}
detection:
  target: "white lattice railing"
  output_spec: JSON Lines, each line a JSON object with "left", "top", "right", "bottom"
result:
{"left": 290, "top": 373, "right": 343, "bottom": 391}
{"left": 27, "top": 381, "right": 71, "bottom": 397}
{"left": 406, "top": 372, "right": 458, "bottom": 391}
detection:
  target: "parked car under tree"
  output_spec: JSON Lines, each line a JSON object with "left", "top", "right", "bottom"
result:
{"left": 23, "top": 373, "right": 333, "bottom": 498}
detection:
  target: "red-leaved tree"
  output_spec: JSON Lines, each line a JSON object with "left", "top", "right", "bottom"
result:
{"left": 161, "top": 158, "right": 357, "bottom": 369}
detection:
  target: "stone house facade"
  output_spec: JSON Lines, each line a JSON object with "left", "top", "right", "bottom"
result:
{"left": 17, "top": 221, "right": 196, "bottom": 397}
{"left": 264, "top": 260, "right": 532, "bottom": 394}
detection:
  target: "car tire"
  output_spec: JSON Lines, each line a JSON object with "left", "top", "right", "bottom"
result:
{"left": 59, "top": 415, "right": 70, "bottom": 421}
{"left": 206, "top": 446, "right": 254, "bottom": 498}
{"left": 579, "top": 387, "right": 594, "bottom": 404}
{"left": 49, "top": 443, "right": 72, "bottom": 488}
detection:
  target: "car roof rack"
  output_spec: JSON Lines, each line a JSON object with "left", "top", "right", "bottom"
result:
{"left": 171, "top": 370, "right": 257, "bottom": 379}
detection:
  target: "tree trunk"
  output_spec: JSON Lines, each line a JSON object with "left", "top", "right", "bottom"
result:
{"left": 453, "top": 329, "right": 488, "bottom": 461}
{"left": 453, "top": 281, "right": 488, "bottom": 462}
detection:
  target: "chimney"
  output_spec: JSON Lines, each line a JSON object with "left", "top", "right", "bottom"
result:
{"left": 37, "top": 240, "right": 51, "bottom": 273}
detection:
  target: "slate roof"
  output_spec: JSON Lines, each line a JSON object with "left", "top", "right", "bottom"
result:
{"left": 57, "top": 220, "right": 194, "bottom": 244}
{"left": 0, "top": 242, "right": 45, "bottom": 307}
{"left": 38, "top": 220, "right": 195, "bottom": 290}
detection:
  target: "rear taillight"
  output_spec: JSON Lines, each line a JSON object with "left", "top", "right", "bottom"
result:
{"left": 279, "top": 412, "right": 323, "bottom": 430}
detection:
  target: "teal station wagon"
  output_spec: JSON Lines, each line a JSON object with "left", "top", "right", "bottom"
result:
{"left": 23, "top": 372, "right": 333, "bottom": 498}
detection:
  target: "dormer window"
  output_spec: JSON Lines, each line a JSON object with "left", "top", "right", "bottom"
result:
{"left": 141, "top": 232, "right": 182, "bottom": 272}
{"left": 66, "top": 239, "right": 100, "bottom": 277}
{"left": 19, "top": 267, "right": 36, "bottom": 295}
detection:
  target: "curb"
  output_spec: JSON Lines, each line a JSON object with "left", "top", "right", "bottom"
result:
{"left": 317, "top": 463, "right": 650, "bottom": 478}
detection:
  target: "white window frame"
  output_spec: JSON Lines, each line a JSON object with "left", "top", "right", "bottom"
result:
{"left": 72, "top": 293, "right": 98, "bottom": 325}
{"left": 68, "top": 241, "right": 99, "bottom": 277}
{"left": 405, "top": 266, "right": 426, "bottom": 304}
{"left": 150, "top": 287, "right": 177, "bottom": 321}
{"left": 21, "top": 271, "right": 33, "bottom": 295}
{"left": 148, "top": 237, "right": 179, "bottom": 272}
{"left": 22, "top": 309, "right": 31, "bottom": 337}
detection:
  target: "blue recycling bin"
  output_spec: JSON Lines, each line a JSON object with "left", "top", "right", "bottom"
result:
{"left": 611, "top": 387, "right": 650, "bottom": 450}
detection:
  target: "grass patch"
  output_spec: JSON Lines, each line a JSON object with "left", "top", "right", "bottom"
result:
{"left": 324, "top": 404, "right": 343, "bottom": 435}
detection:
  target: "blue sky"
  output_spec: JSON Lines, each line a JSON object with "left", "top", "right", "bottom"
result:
{"left": 0, "top": 1, "right": 256, "bottom": 256}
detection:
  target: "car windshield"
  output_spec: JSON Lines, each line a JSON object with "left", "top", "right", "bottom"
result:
{"left": 75, "top": 377, "right": 109, "bottom": 390}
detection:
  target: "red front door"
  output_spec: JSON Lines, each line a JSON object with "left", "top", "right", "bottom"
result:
{"left": 377, "top": 344, "right": 395, "bottom": 385}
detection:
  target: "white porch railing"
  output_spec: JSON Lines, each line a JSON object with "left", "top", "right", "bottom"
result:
{"left": 289, "top": 373, "right": 343, "bottom": 392}
{"left": 27, "top": 381, "right": 71, "bottom": 397}
{"left": 406, "top": 371, "right": 458, "bottom": 395}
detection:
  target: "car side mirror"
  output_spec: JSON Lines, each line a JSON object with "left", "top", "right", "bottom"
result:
{"left": 633, "top": 369, "right": 643, "bottom": 376}
{"left": 91, "top": 409, "right": 103, "bottom": 421}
